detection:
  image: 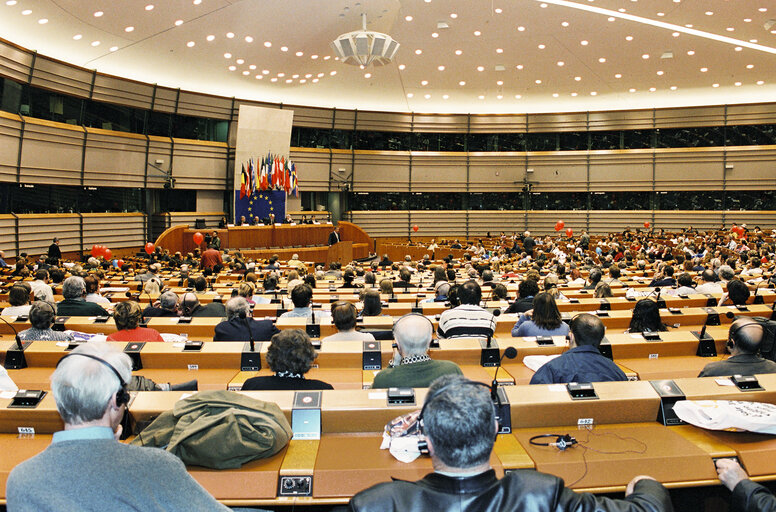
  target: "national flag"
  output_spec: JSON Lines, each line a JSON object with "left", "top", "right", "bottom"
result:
{"left": 250, "top": 157, "right": 258, "bottom": 194}
{"left": 245, "top": 159, "right": 252, "bottom": 195}
{"left": 284, "top": 159, "right": 291, "bottom": 194}
{"left": 261, "top": 155, "right": 269, "bottom": 190}
{"left": 239, "top": 163, "right": 247, "bottom": 199}
{"left": 274, "top": 157, "right": 281, "bottom": 189}
{"left": 290, "top": 163, "right": 298, "bottom": 197}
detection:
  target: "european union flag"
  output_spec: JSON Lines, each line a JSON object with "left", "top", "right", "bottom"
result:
{"left": 235, "top": 189, "right": 286, "bottom": 224}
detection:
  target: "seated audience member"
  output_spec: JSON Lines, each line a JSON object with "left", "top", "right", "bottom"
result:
{"left": 360, "top": 289, "right": 384, "bottom": 317}
{"left": 142, "top": 277, "right": 162, "bottom": 296}
{"left": 106, "top": 301, "right": 164, "bottom": 342}
{"left": 135, "top": 264, "right": 160, "bottom": 282}
{"left": 649, "top": 265, "right": 676, "bottom": 288}
{"left": 340, "top": 269, "right": 361, "bottom": 290}
{"left": 542, "top": 275, "right": 566, "bottom": 301}
{"left": 511, "top": 292, "right": 570, "bottom": 338}
{"left": 349, "top": 375, "right": 671, "bottom": 512}
{"left": 668, "top": 272, "right": 696, "bottom": 296}
{"left": 213, "top": 297, "right": 279, "bottom": 341}
{"left": 58, "top": 276, "right": 109, "bottom": 316}
{"left": 84, "top": 275, "right": 111, "bottom": 305}
{"left": 30, "top": 269, "right": 54, "bottom": 302}
{"left": 490, "top": 282, "right": 508, "bottom": 301}
{"left": 424, "top": 281, "right": 451, "bottom": 303}
{"left": 280, "top": 284, "right": 328, "bottom": 319}
{"left": 286, "top": 270, "right": 304, "bottom": 294}
{"left": 321, "top": 302, "right": 375, "bottom": 342}
{"left": 241, "top": 330, "right": 333, "bottom": 391}
{"left": 716, "top": 457, "right": 776, "bottom": 511}
{"left": 372, "top": 314, "right": 462, "bottom": 389}
{"left": 437, "top": 280, "right": 495, "bottom": 339}
{"left": 627, "top": 299, "right": 667, "bottom": 334}
{"left": 698, "top": 318, "right": 776, "bottom": 377}
{"left": 6, "top": 341, "right": 227, "bottom": 511}
{"left": 583, "top": 268, "right": 603, "bottom": 290}
{"left": 379, "top": 278, "right": 394, "bottom": 296}
{"left": 594, "top": 282, "right": 614, "bottom": 298}
{"left": 18, "top": 301, "right": 74, "bottom": 342}
{"left": 719, "top": 279, "right": 751, "bottom": 306}
{"left": 530, "top": 314, "right": 627, "bottom": 384}
{"left": 191, "top": 276, "right": 211, "bottom": 295}
{"left": 142, "top": 290, "right": 179, "bottom": 317}
{"left": 179, "top": 292, "right": 225, "bottom": 318}
{"left": 1, "top": 284, "right": 33, "bottom": 317}
{"left": 378, "top": 254, "right": 392, "bottom": 268}
{"left": 505, "top": 279, "right": 539, "bottom": 314}
{"left": 695, "top": 269, "right": 723, "bottom": 295}
{"left": 394, "top": 267, "right": 413, "bottom": 290}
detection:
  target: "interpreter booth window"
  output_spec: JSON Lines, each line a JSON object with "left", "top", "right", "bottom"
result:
{"left": 655, "top": 191, "right": 725, "bottom": 210}
{"left": 530, "top": 192, "right": 587, "bottom": 210}
{"left": 354, "top": 130, "right": 410, "bottom": 151}
{"left": 726, "top": 190, "right": 776, "bottom": 210}
{"left": 656, "top": 126, "right": 725, "bottom": 148}
{"left": 159, "top": 189, "right": 196, "bottom": 212}
{"left": 330, "top": 129, "right": 353, "bottom": 150}
{"left": 348, "top": 192, "right": 407, "bottom": 210}
{"left": 172, "top": 114, "right": 228, "bottom": 142}
{"left": 0, "top": 77, "right": 24, "bottom": 114}
{"left": 726, "top": 124, "right": 776, "bottom": 147}
{"left": 525, "top": 133, "right": 559, "bottom": 151}
{"left": 589, "top": 131, "right": 623, "bottom": 151}
{"left": 589, "top": 192, "right": 651, "bottom": 210}
{"left": 409, "top": 193, "right": 466, "bottom": 210}
{"left": 146, "top": 111, "right": 173, "bottom": 137}
{"left": 21, "top": 86, "right": 84, "bottom": 126}
{"left": 558, "top": 131, "right": 588, "bottom": 151}
{"left": 622, "top": 129, "right": 655, "bottom": 149}
{"left": 82, "top": 99, "right": 146, "bottom": 134}
{"left": 468, "top": 193, "right": 522, "bottom": 210}
{"left": 291, "top": 126, "right": 328, "bottom": 149}
{"left": 3, "top": 184, "right": 144, "bottom": 214}
{"left": 413, "top": 132, "right": 466, "bottom": 152}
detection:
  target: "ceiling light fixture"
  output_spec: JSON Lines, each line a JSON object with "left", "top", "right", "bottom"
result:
{"left": 330, "top": 13, "right": 400, "bottom": 67}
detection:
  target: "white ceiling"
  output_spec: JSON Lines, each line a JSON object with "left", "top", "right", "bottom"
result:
{"left": 1, "top": 0, "right": 775, "bottom": 114}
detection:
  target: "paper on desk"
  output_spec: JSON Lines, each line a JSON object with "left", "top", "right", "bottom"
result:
{"left": 100, "top": 287, "right": 130, "bottom": 293}
{"left": 161, "top": 333, "right": 189, "bottom": 343}
{"left": 380, "top": 432, "right": 422, "bottom": 463}
{"left": 715, "top": 378, "right": 735, "bottom": 386}
{"left": 0, "top": 365, "right": 19, "bottom": 392}
{"left": 673, "top": 400, "right": 776, "bottom": 434}
{"left": 523, "top": 354, "right": 562, "bottom": 372}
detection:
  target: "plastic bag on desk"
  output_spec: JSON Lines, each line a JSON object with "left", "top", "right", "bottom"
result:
{"left": 380, "top": 409, "right": 424, "bottom": 463}
{"left": 673, "top": 400, "right": 776, "bottom": 435}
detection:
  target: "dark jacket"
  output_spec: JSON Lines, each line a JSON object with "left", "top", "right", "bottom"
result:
{"left": 213, "top": 317, "right": 280, "bottom": 341}
{"left": 241, "top": 376, "right": 333, "bottom": 391}
{"left": 57, "top": 299, "right": 108, "bottom": 317}
{"left": 328, "top": 231, "right": 340, "bottom": 245}
{"left": 505, "top": 296, "right": 534, "bottom": 314}
{"left": 142, "top": 306, "right": 179, "bottom": 318}
{"left": 698, "top": 354, "right": 776, "bottom": 378}
{"left": 732, "top": 478, "right": 776, "bottom": 512}
{"left": 189, "top": 302, "right": 226, "bottom": 318}
{"left": 349, "top": 469, "right": 672, "bottom": 512}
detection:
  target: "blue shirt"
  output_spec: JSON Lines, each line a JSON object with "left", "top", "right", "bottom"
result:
{"left": 530, "top": 345, "right": 627, "bottom": 385}
{"left": 511, "top": 316, "right": 570, "bottom": 338}
{"left": 53, "top": 426, "right": 114, "bottom": 444}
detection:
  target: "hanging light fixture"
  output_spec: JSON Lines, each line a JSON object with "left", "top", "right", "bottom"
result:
{"left": 330, "top": 13, "right": 400, "bottom": 67}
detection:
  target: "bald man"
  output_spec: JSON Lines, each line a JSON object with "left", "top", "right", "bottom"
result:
{"left": 371, "top": 314, "right": 462, "bottom": 389}
{"left": 698, "top": 318, "right": 776, "bottom": 377}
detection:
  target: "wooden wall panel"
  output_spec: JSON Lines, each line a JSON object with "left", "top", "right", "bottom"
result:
{"left": 654, "top": 106, "right": 725, "bottom": 128}
{"left": 412, "top": 114, "right": 469, "bottom": 133}
{"left": 727, "top": 104, "right": 776, "bottom": 126}
{"left": 19, "top": 119, "right": 83, "bottom": 186}
{"left": 0, "top": 113, "right": 21, "bottom": 183}
{"left": 355, "top": 110, "right": 413, "bottom": 132}
{"left": 177, "top": 91, "right": 233, "bottom": 120}
{"left": 588, "top": 211, "right": 652, "bottom": 234}
{"left": 524, "top": 152, "right": 588, "bottom": 192}
{"left": 0, "top": 215, "right": 16, "bottom": 254}
{"left": 146, "top": 137, "right": 173, "bottom": 189}
{"left": 92, "top": 74, "right": 154, "bottom": 110}
{"left": 82, "top": 213, "right": 146, "bottom": 250}
{"left": 653, "top": 211, "right": 723, "bottom": 232}
{"left": 83, "top": 129, "right": 147, "bottom": 188}
{"left": 409, "top": 211, "right": 467, "bottom": 237}
{"left": 29, "top": 56, "right": 91, "bottom": 99}
{"left": 654, "top": 149, "right": 725, "bottom": 190}
{"left": 411, "top": 152, "right": 467, "bottom": 193}
{"left": 469, "top": 211, "right": 526, "bottom": 236}
{"left": 346, "top": 211, "right": 409, "bottom": 238}
{"left": 0, "top": 40, "right": 33, "bottom": 83}
{"left": 290, "top": 148, "right": 330, "bottom": 192}
{"left": 168, "top": 212, "right": 225, "bottom": 230}
{"left": 468, "top": 153, "right": 526, "bottom": 193}
{"left": 527, "top": 113, "right": 588, "bottom": 132}
{"left": 17, "top": 214, "right": 80, "bottom": 255}
{"left": 588, "top": 109, "right": 655, "bottom": 131}
{"left": 283, "top": 104, "right": 330, "bottom": 129}
{"left": 171, "top": 139, "right": 228, "bottom": 189}
{"left": 724, "top": 146, "right": 776, "bottom": 190}
{"left": 589, "top": 151, "right": 654, "bottom": 192}
{"left": 152, "top": 87, "right": 178, "bottom": 114}
{"left": 470, "top": 114, "right": 528, "bottom": 133}
{"left": 351, "top": 151, "right": 410, "bottom": 192}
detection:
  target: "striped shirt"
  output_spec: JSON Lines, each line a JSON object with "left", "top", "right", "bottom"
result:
{"left": 437, "top": 304, "right": 495, "bottom": 339}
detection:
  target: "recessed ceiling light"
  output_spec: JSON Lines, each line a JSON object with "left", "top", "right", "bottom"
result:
{"left": 614, "top": 73, "right": 622, "bottom": 78}
{"left": 364, "top": 73, "right": 371, "bottom": 78}
{"left": 629, "top": 88, "right": 636, "bottom": 92}
{"left": 242, "top": 71, "right": 249, "bottom": 76}
{"left": 109, "top": 46, "right": 118, "bottom": 52}
{"left": 316, "top": 72, "right": 323, "bottom": 77}
{"left": 618, "top": 8, "right": 626, "bottom": 12}
{"left": 432, "top": 32, "right": 439, "bottom": 38}
{"left": 561, "top": 21, "right": 569, "bottom": 27}
{"left": 262, "top": 69, "right": 270, "bottom": 75}
{"left": 540, "top": 3, "right": 548, "bottom": 7}
{"left": 537, "top": 44, "right": 545, "bottom": 49}
{"left": 649, "top": 87, "right": 656, "bottom": 92}
{"left": 455, "top": 49, "right": 463, "bottom": 55}
{"left": 516, "top": 64, "right": 524, "bottom": 69}
{"left": 245, "top": 36, "right": 254, "bottom": 43}
{"left": 91, "top": 40, "right": 100, "bottom": 46}
{"left": 21, "top": 9, "right": 30, "bottom": 14}
{"left": 657, "top": 70, "right": 664, "bottom": 75}
{"left": 517, "top": 26, "right": 525, "bottom": 31}
{"left": 705, "top": 11, "right": 713, "bottom": 15}
{"left": 236, "top": 58, "right": 244, "bottom": 64}
{"left": 264, "top": 41, "right": 271, "bottom": 47}
{"left": 535, "top": 79, "right": 542, "bottom": 84}
{"left": 193, "top": 0, "right": 201, "bottom": 4}
{"left": 224, "top": 53, "right": 231, "bottom": 58}
{"left": 746, "top": 64, "right": 754, "bottom": 69}
{"left": 330, "top": 71, "right": 337, "bottom": 76}
{"left": 670, "top": 85, "right": 677, "bottom": 90}
{"left": 145, "top": 4, "right": 154, "bottom": 11}
{"left": 557, "top": 61, "right": 564, "bottom": 66}
{"left": 735, "top": 81, "right": 742, "bottom": 86}
{"left": 285, "top": 79, "right": 292, "bottom": 83}
{"left": 571, "top": 92, "right": 578, "bottom": 96}
{"left": 443, "top": 94, "right": 449, "bottom": 99}
{"left": 6, "top": 0, "right": 17, "bottom": 5}
{"left": 687, "top": 50, "right": 695, "bottom": 55}
{"left": 598, "top": 57, "right": 606, "bottom": 63}
{"left": 580, "top": 40, "right": 588, "bottom": 45}
{"left": 496, "top": 48, "right": 504, "bottom": 53}
{"left": 590, "top": 91, "right": 597, "bottom": 95}
{"left": 295, "top": 51, "right": 303, "bottom": 56}
{"left": 277, "top": 73, "right": 285, "bottom": 77}
{"left": 281, "top": 46, "right": 288, "bottom": 52}
{"left": 495, "top": 8, "right": 503, "bottom": 14}
{"left": 228, "top": 65, "right": 236, "bottom": 71}
{"left": 608, "top": 16, "right": 616, "bottom": 21}
{"left": 759, "top": 8, "right": 767, "bottom": 12}
{"left": 552, "top": 93, "right": 559, "bottom": 97}
{"left": 206, "top": 35, "right": 215, "bottom": 41}
{"left": 757, "top": 80, "right": 765, "bottom": 85}
{"left": 459, "top": 81, "right": 466, "bottom": 86}
{"left": 712, "top": 83, "right": 720, "bottom": 87}
{"left": 186, "top": 41, "right": 195, "bottom": 47}
{"left": 672, "top": 32, "right": 680, "bottom": 37}
{"left": 415, "top": 49, "right": 422, "bottom": 54}
{"left": 574, "top": 76, "right": 581, "bottom": 81}
{"left": 625, "top": 35, "right": 633, "bottom": 41}
{"left": 497, "top": 94, "right": 503, "bottom": 99}
{"left": 175, "top": 19, "right": 184, "bottom": 26}
{"left": 750, "top": 39, "right": 758, "bottom": 43}
{"left": 73, "top": 34, "right": 82, "bottom": 40}
{"left": 437, "top": 65, "right": 445, "bottom": 71}
{"left": 497, "top": 80, "right": 504, "bottom": 85}
{"left": 726, "top": 27, "right": 734, "bottom": 32}
{"left": 515, "top": 94, "right": 522, "bottom": 99}
{"left": 94, "top": 11, "right": 103, "bottom": 17}
{"left": 421, "top": 80, "right": 428, "bottom": 85}
{"left": 256, "top": 75, "right": 263, "bottom": 79}
{"left": 700, "top": 67, "right": 708, "bottom": 72}
{"left": 642, "top": 54, "right": 649, "bottom": 59}
{"left": 226, "top": 32, "right": 235, "bottom": 39}
{"left": 685, "top": 24, "right": 693, "bottom": 28}
{"left": 304, "top": 73, "right": 311, "bottom": 78}
{"left": 311, "top": 54, "right": 318, "bottom": 59}
{"left": 407, "top": 93, "right": 414, "bottom": 98}
{"left": 478, "top": 95, "right": 485, "bottom": 100}
{"left": 656, "top": 12, "right": 664, "bottom": 17}
{"left": 250, "top": 65, "right": 257, "bottom": 70}
{"left": 450, "top": 13, "right": 457, "bottom": 19}
{"left": 38, "top": 18, "right": 47, "bottom": 24}
{"left": 744, "top": 18, "right": 752, "bottom": 22}
{"left": 405, "top": 15, "right": 413, "bottom": 21}
{"left": 477, "top": 66, "right": 484, "bottom": 71}
{"left": 474, "top": 30, "right": 481, "bottom": 36}
{"left": 425, "top": 94, "right": 431, "bottom": 99}
{"left": 300, "top": 79, "right": 307, "bottom": 84}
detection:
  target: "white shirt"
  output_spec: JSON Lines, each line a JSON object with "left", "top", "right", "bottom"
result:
{"left": 1, "top": 305, "right": 32, "bottom": 317}
{"left": 29, "top": 280, "right": 54, "bottom": 302}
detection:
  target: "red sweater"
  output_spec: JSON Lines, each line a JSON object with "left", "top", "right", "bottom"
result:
{"left": 107, "top": 327, "right": 165, "bottom": 342}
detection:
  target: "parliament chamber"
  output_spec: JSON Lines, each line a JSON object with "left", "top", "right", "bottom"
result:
{"left": 2, "top": 1, "right": 776, "bottom": 510}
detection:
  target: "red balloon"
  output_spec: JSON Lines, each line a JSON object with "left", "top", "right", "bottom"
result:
{"left": 644, "top": 221, "right": 651, "bottom": 229}
{"left": 554, "top": 221, "right": 563, "bottom": 232}
{"left": 566, "top": 228, "right": 573, "bottom": 237}
{"left": 412, "top": 225, "right": 419, "bottom": 232}
{"left": 193, "top": 232, "right": 204, "bottom": 245}
{"left": 145, "top": 242, "right": 155, "bottom": 255}
{"left": 103, "top": 248, "right": 112, "bottom": 260}
{"left": 91, "top": 245, "right": 101, "bottom": 257}
{"left": 117, "top": 259, "right": 125, "bottom": 268}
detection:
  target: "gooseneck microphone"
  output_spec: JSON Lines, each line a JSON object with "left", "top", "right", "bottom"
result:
{"left": 491, "top": 346, "right": 518, "bottom": 401}
{"left": 0, "top": 314, "right": 23, "bottom": 351}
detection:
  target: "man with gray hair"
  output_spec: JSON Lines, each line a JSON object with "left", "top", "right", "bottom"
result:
{"left": 718, "top": 265, "right": 736, "bottom": 285}
{"left": 349, "top": 375, "right": 672, "bottom": 512}
{"left": 6, "top": 341, "right": 228, "bottom": 511}
{"left": 371, "top": 314, "right": 462, "bottom": 389}
{"left": 143, "top": 290, "right": 180, "bottom": 318}
{"left": 213, "top": 297, "right": 279, "bottom": 341}
{"left": 57, "top": 276, "right": 109, "bottom": 316}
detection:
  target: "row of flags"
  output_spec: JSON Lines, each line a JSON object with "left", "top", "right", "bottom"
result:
{"left": 240, "top": 153, "right": 298, "bottom": 199}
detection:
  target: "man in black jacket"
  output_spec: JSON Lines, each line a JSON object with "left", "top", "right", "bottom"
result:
{"left": 348, "top": 375, "right": 672, "bottom": 512}
{"left": 213, "top": 297, "right": 279, "bottom": 341}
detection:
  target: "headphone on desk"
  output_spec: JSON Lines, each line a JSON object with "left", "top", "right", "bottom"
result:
{"left": 529, "top": 433, "right": 578, "bottom": 451}
{"left": 56, "top": 352, "right": 130, "bottom": 407}
{"left": 416, "top": 379, "right": 498, "bottom": 455}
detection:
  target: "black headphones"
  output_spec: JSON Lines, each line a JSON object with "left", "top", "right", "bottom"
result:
{"left": 56, "top": 352, "right": 130, "bottom": 407}
{"left": 180, "top": 292, "right": 198, "bottom": 316}
{"left": 529, "top": 433, "right": 578, "bottom": 451}
{"left": 416, "top": 379, "right": 498, "bottom": 455}
{"left": 727, "top": 318, "right": 764, "bottom": 352}
{"left": 392, "top": 312, "right": 435, "bottom": 339}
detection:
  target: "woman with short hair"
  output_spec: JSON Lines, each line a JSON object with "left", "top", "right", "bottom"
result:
{"left": 241, "top": 330, "right": 333, "bottom": 390}
{"left": 19, "top": 301, "right": 73, "bottom": 341}
{"left": 106, "top": 301, "right": 164, "bottom": 342}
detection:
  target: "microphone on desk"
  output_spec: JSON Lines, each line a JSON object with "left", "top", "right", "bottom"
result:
{"left": 242, "top": 313, "right": 255, "bottom": 352}
{"left": 485, "top": 309, "right": 501, "bottom": 348}
{"left": 310, "top": 307, "right": 316, "bottom": 325}
{"left": 491, "top": 346, "right": 518, "bottom": 401}
{"left": 0, "top": 314, "right": 27, "bottom": 369}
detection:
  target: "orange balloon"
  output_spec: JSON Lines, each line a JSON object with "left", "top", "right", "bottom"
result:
{"left": 144, "top": 243, "right": 155, "bottom": 255}
{"left": 193, "top": 232, "right": 204, "bottom": 245}
{"left": 644, "top": 221, "right": 650, "bottom": 229}
{"left": 412, "top": 225, "right": 419, "bottom": 232}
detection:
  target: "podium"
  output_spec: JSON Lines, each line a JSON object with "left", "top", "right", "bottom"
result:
{"left": 327, "top": 241, "right": 353, "bottom": 265}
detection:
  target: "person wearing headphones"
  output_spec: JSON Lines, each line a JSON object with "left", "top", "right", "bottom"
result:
{"left": 371, "top": 314, "right": 462, "bottom": 389}
{"left": 106, "top": 301, "right": 164, "bottom": 342}
{"left": 213, "top": 297, "right": 279, "bottom": 342}
{"left": 698, "top": 318, "right": 776, "bottom": 377}
{"left": 6, "top": 341, "right": 227, "bottom": 511}
{"left": 321, "top": 302, "right": 375, "bottom": 342}
{"left": 178, "top": 292, "right": 225, "bottom": 318}
{"left": 18, "top": 301, "right": 74, "bottom": 342}
{"left": 349, "top": 375, "right": 672, "bottom": 512}
{"left": 57, "top": 276, "right": 109, "bottom": 317}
